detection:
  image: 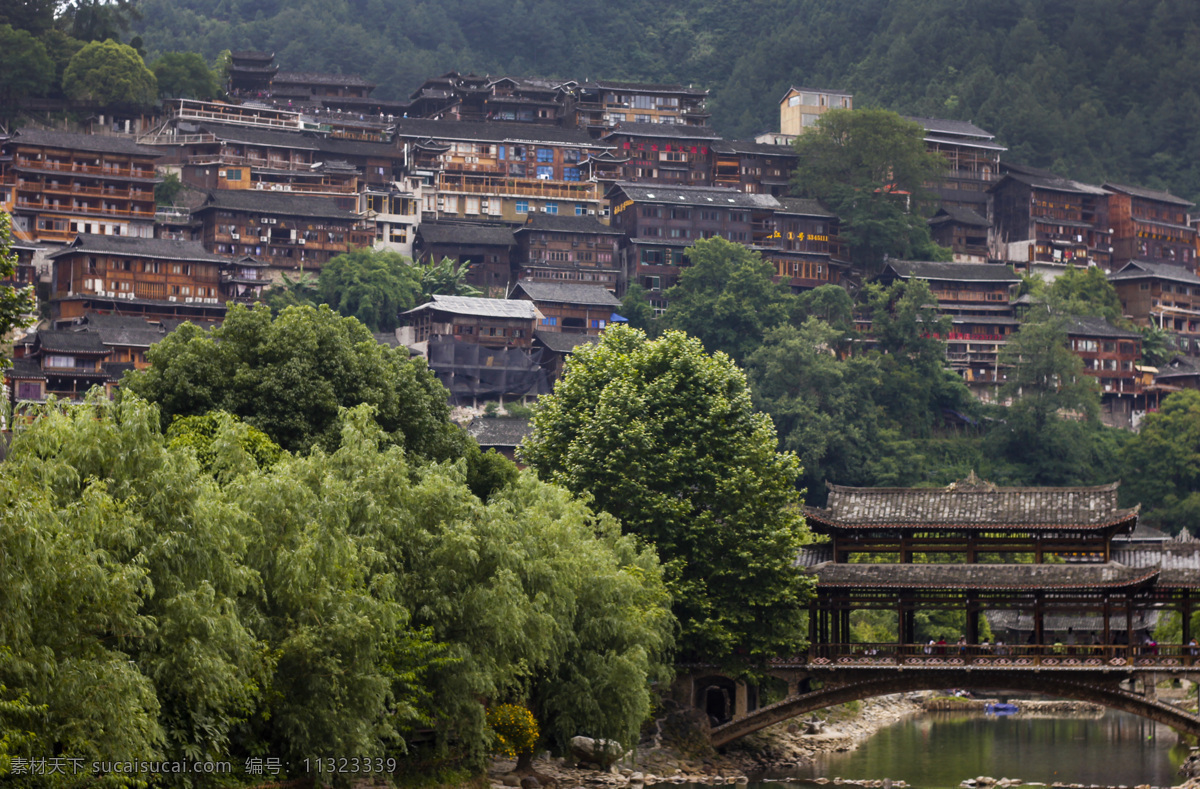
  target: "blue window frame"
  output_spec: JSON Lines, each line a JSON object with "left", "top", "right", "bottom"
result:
{"left": 575, "top": 204, "right": 587, "bottom": 216}
{"left": 536, "top": 165, "right": 554, "bottom": 179}
{"left": 545, "top": 202, "right": 558, "bottom": 215}
{"left": 563, "top": 167, "right": 581, "bottom": 182}
{"left": 516, "top": 200, "right": 529, "bottom": 214}
{"left": 541, "top": 316, "right": 558, "bottom": 326}
{"left": 536, "top": 148, "right": 554, "bottom": 162}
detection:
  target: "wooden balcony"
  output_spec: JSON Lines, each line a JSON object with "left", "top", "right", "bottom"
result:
{"left": 15, "top": 158, "right": 157, "bottom": 179}
{"left": 33, "top": 182, "right": 153, "bottom": 200}
{"left": 16, "top": 200, "right": 155, "bottom": 218}
{"left": 438, "top": 174, "right": 601, "bottom": 202}
{"left": 186, "top": 153, "right": 315, "bottom": 171}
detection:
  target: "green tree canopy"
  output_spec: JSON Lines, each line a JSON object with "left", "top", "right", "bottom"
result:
{"left": 1047, "top": 265, "right": 1124, "bottom": 321}
{"left": 1121, "top": 390, "right": 1200, "bottom": 535}
{"left": 151, "top": 50, "right": 219, "bottom": 99}
{"left": 521, "top": 325, "right": 813, "bottom": 666}
{"left": 0, "top": 25, "right": 53, "bottom": 121}
{"left": 63, "top": 38, "right": 157, "bottom": 109}
{"left": 661, "top": 237, "right": 795, "bottom": 363}
{"left": 317, "top": 248, "right": 422, "bottom": 332}
{"left": 418, "top": 256, "right": 482, "bottom": 300}
{"left": 618, "top": 281, "right": 656, "bottom": 333}
{"left": 791, "top": 109, "right": 950, "bottom": 274}
{"left": 121, "top": 303, "right": 459, "bottom": 456}
{"left": 0, "top": 213, "right": 36, "bottom": 366}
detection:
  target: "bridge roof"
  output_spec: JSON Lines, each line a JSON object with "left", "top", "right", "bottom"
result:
{"left": 805, "top": 477, "right": 1138, "bottom": 532}
{"left": 811, "top": 562, "right": 1160, "bottom": 591}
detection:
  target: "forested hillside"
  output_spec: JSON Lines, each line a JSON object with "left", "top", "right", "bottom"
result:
{"left": 130, "top": 0, "right": 1200, "bottom": 202}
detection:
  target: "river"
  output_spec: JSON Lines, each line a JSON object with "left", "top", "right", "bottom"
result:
{"left": 751, "top": 711, "right": 1190, "bottom": 789}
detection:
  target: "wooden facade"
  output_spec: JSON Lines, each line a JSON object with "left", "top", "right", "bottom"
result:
{"left": 573, "top": 80, "right": 710, "bottom": 129}
{"left": 2, "top": 129, "right": 162, "bottom": 244}
{"left": 1104, "top": 183, "right": 1196, "bottom": 270}
{"left": 601, "top": 123, "right": 723, "bottom": 187}
{"left": 762, "top": 197, "right": 845, "bottom": 291}
{"left": 988, "top": 168, "right": 1112, "bottom": 273}
{"left": 513, "top": 212, "right": 623, "bottom": 292}
{"left": 909, "top": 117, "right": 1005, "bottom": 212}
{"left": 510, "top": 281, "right": 622, "bottom": 335}
{"left": 1109, "top": 259, "right": 1200, "bottom": 356}
{"left": 49, "top": 234, "right": 231, "bottom": 323}
{"left": 6, "top": 330, "right": 121, "bottom": 406}
{"left": 710, "top": 139, "right": 797, "bottom": 196}
{"left": 399, "top": 294, "right": 536, "bottom": 351}
{"left": 928, "top": 206, "right": 990, "bottom": 262}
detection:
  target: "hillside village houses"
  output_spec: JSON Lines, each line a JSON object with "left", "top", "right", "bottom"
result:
{"left": 3, "top": 55, "right": 1200, "bottom": 422}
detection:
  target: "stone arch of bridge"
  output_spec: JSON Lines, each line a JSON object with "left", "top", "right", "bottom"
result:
{"left": 708, "top": 670, "right": 1200, "bottom": 747}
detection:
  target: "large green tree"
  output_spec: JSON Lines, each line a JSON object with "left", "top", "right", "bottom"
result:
{"left": 1121, "top": 390, "right": 1200, "bottom": 535}
{"left": 1047, "top": 265, "right": 1124, "bottom": 321}
{"left": 0, "top": 25, "right": 54, "bottom": 121}
{"left": 661, "top": 237, "right": 795, "bottom": 363}
{"left": 63, "top": 38, "right": 157, "bottom": 109}
{"left": 791, "top": 109, "right": 951, "bottom": 274}
{"left": 122, "top": 303, "right": 458, "bottom": 456}
{"left": 317, "top": 248, "right": 422, "bottom": 332}
{"left": 151, "top": 51, "right": 219, "bottom": 99}
{"left": 521, "top": 325, "right": 813, "bottom": 666}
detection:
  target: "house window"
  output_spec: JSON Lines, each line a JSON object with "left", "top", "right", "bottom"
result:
{"left": 591, "top": 319, "right": 606, "bottom": 329}
{"left": 45, "top": 354, "right": 76, "bottom": 368}
{"left": 544, "top": 202, "right": 558, "bottom": 215}
{"left": 563, "top": 167, "right": 581, "bottom": 182}
{"left": 536, "top": 165, "right": 554, "bottom": 179}
{"left": 516, "top": 201, "right": 529, "bottom": 214}
{"left": 575, "top": 204, "right": 587, "bottom": 216}
{"left": 541, "top": 317, "right": 558, "bottom": 326}
{"left": 17, "top": 381, "right": 41, "bottom": 400}
{"left": 536, "top": 148, "right": 554, "bottom": 163}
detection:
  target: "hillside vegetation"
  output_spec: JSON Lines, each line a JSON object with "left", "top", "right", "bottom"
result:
{"left": 129, "top": 0, "right": 1200, "bottom": 201}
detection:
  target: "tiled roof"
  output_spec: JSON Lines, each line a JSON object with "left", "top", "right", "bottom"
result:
{"left": 712, "top": 139, "right": 800, "bottom": 157}
{"left": 512, "top": 281, "right": 621, "bottom": 307}
{"left": 11, "top": 128, "right": 164, "bottom": 158}
{"left": 49, "top": 234, "right": 229, "bottom": 263}
{"left": 416, "top": 221, "right": 515, "bottom": 247}
{"left": 467, "top": 417, "right": 533, "bottom": 447}
{"left": 1104, "top": 182, "right": 1195, "bottom": 207}
{"left": 37, "top": 329, "right": 108, "bottom": 355}
{"left": 515, "top": 213, "right": 623, "bottom": 235}
{"left": 584, "top": 80, "right": 707, "bottom": 96}
{"left": 608, "top": 182, "right": 780, "bottom": 209}
{"left": 924, "top": 133, "right": 1007, "bottom": 152}
{"left": 883, "top": 260, "right": 1021, "bottom": 283}
{"left": 230, "top": 51, "right": 274, "bottom": 61}
{"left": 905, "top": 116, "right": 996, "bottom": 139}
{"left": 997, "top": 171, "right": 1109, "bottom": 196}
{"left": 775, "top": 197, "right": 835, "bottom": 217}
{"left": 1064, "top": 315, "right": 1142, "bottom": 340}
{"left": 71, "top": 313, "right": 172, "bottom": 348}
{"left": 533, "top": 330, "right": 600, "bottom": 354}
{"left": 1108, "top": 259, "right": 1200, "bottom": 286}
{"left": 200, "top": 123, "right": 318, "bottom": 150}
{"left": 6, "top": 358, "right": 46, "bottom": 380}
{"left": 391, "top": 117, "right": 600, "bottom": 147}
{"left": 606, "top": 122, "right": 723, "bottom": 140}
{"left": 784, "top": 86, "right": 853, "bottom": 99}
{"left": 928, "top": 206, "right": 989, "bottom": 227}
{"left": 405, "top": 295, "right": 537, "bottom": 320}
{"left": 1154, "top": 355, "right": 1200, "bottom": 381}
{"left": 197, "top": 189, "right": 361, "bottom": 220}
{"left": 811, "top": 562, "right": 1159, "bottom": 591}
{"left": 805, "top": 478, "right": 1136, "bottom": 529}
{"left": 315, "top": 137, "right": 401, "bottom": 158}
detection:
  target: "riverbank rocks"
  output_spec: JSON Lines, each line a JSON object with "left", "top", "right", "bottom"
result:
{"left": 570, "top": 736, "right": 625, "bottom": 768}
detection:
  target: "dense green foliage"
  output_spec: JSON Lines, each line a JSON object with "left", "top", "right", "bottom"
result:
{"left": 121, "top": 0, "right": 1200, "bottom": 201}
{"left": 522, "top": 325, "right": 813, "bottom": 666}
{"left": 150, "top": 51, "right": 220, "bottom": 98}
{"left": 0, "top": 395, "right": 673, "bottom": 778}
{"left": 1121, "top": 390, "right": 1200, "bottom": 535}
{"left": 63, "top": 38, "right": 157, "bottom": 109}
{"left": 315, "top": 248, "right": 421, "bottom": 332}
{"left": 0, "top": 25, "right": 54, "bottom": 121}
{"left": 122, "top": 302, "right": 459, "bottom": 456}
{"left": 791, "top": 109, "right": 950, "bottom": 272}
{"left": 0, "top": 213, "right": 36, "bottom": 365}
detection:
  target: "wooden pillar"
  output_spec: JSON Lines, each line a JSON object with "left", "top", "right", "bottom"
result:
{"left": 1183, "top": 592, "right": 1192, "bottom": 653}
{"left": 830, "top": 604, "right": 840, "bottom": 646}
{"left": 900, "top": 538, "right": 912, "bottom": 564}
{"left": 1035, "top": 536, "right": 1044, "bottom": 564}
{"left": 809, "top": 601, "right": 818, "bottom": 653}
{"left": 1126, "top": 599, "right": 1134, "bottom": 651}
{"left": 1034, "top": 594, "right": 1044, "bottom": 646}
{"left": 1103, "top": 597, "right": 1112, "bottom": 648}
{"left": 966, "top": 537, "right": 977, "bottom": 565}
{"left": 967, "top": 597, "right": 979, "bottom": 645}
{"left": 841, "top": 609, "right": 851, "bottom": 646}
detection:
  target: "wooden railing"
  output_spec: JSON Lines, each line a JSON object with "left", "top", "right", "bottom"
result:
{"left": 37, "top": 182, "right": 153, "bottom": 199}
{"left": 15, "top": 159, "right": 156, "bottom": 178}
{"left": 16, "top": 200, "right": 155, "bottom": 218}
{"left": 805, "top": 642, "right": 1200, "bottom": 668}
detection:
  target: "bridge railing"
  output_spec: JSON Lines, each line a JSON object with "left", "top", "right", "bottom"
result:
{"left": 806, "top": 642, "right": 1200, "bottom": 668}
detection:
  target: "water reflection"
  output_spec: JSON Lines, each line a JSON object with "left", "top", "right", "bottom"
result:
{"left": 753, "top": 711, "right": 1187, "bottom": 789}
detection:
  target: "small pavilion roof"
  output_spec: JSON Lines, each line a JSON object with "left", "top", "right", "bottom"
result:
{"left": 804, "top": 475, "right": 1139, "bottom": 531}
{"left": 810, "top": 562, "right": 1160, "bottom": 591}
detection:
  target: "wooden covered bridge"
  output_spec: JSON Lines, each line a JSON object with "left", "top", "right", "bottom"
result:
{"left": 682, "top": 476, "right": 1200, "bottom": 746}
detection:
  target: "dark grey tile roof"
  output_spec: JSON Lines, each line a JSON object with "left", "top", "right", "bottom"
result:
{"left": 1154, "top": 355, "right": 1200, "bottom": 380}
{"left": 1104, "top": 182, "right": 1195, "bottom": 207}
{"left": 404, "top": 295, "right": 536, "bottom": 319}
{"left": 1064, "top": 315, "right": 1142, "bottom": 340}
{"left": 49, "top": 234, "right": 229, "bottom": 263}
{"left": 315, "top": 136, "right": 401, "bottom": 158}
{"left": 103, "top": 361, "right": 136, "bottom": 380}
{"left": 12, "top": 128, "right": 164, "bottom": 158}
{"left": 784, "top": 86, "right": 852, "bottom": 98}
{"left": 467, "top": 417, "right": 533, "bottom": 447}
{"left": 904, "top": 116, "right": 996, "bottom": 139}
{"left": 608, "top": 182, "right": 780, "bottom": 209}
{"left": 929, "top": 206, "right": 990, "bottom": 227}
{"left": 884, "top": 260, "right": 1020, "bottom": 283}
{"left": 775, "top": 197, "right": 835, "bottom": 218}
{"left": 37, "top": 329, "right": 108, "bottom": 355}
{"left": 997, "top": 172, "right": 1109, "bottom": 196}
{"left": 6, "top": 358, "right": 46, "bottom": 380}
{"left": 515, "top": 213, "right": 623, "bottom": 235}
{"left": 1108, "top": 259, "right": 1200, "bottom": 286}
{"left": 533, "top": 330, "right": 600, "bottom": 354}
{"left": 512, "top": 281, "right": 621, "bottom": 307}
{"left": 924, "top": 133, "right": 1007, "bottom": 152}
{"left": 606, "top": 122, "right": 723, "bottom": 140}
{"left": 812, "top": 562, "right": 1158, "bottom": 590}
{"left": 373, "top": 330, "right": 402, "bottom": 348}
{"left": 584, "top": 80, "right": 707, "bottom": 96}
{"left": 712, "top": 139, "right": 800, "bottom": 157}
{"left": 72, "top": 313, "right": 172, "bottom": 347}
{"left": 805, "top": 478, "right": 1135, "bottom": 529}
{"left": 231, "top": 51, "right": 274, "bottom": 61}
{"left": 417, "top": 221, "right": 515, "bottom": 247}
{"left": 198, "top": 189, "right": 361, "bottom": 220}
{"left": 200, "top": 123, "right": 319, "bottom": 150}
{"left": 391, "top": 117, "right": 601, "bottom": 147}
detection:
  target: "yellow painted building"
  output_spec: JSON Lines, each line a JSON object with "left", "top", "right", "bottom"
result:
{"left": 779, "top": 87, "right": 853, "bottom": 135}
